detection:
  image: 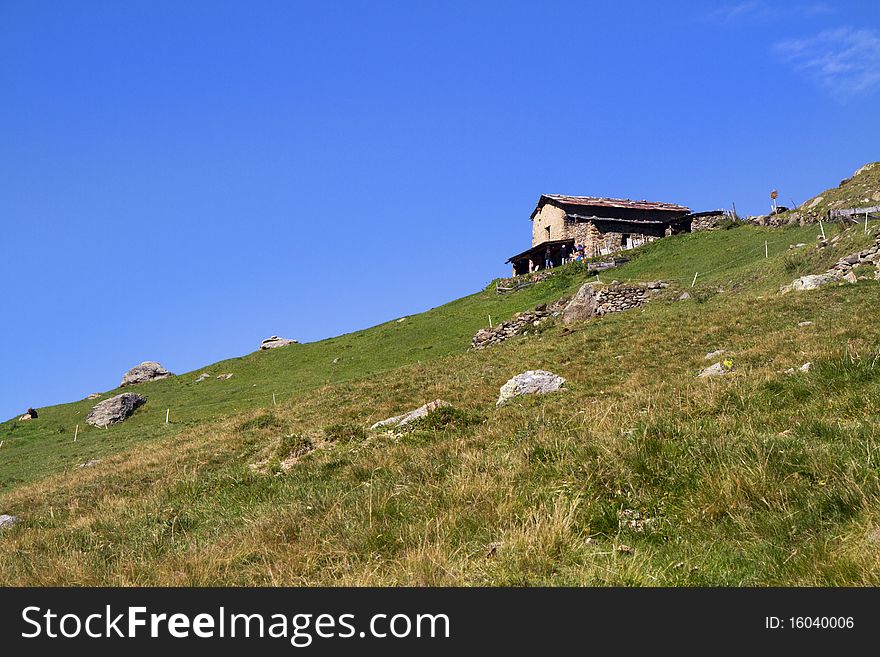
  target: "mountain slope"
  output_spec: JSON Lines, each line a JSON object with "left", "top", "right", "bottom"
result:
{"left": 2, "top": 219, "right": 880, "bottom": 585}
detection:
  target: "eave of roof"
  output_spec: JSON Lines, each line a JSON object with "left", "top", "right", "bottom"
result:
{"left": 564, "top": 213, "right": 690, "bottom": 225}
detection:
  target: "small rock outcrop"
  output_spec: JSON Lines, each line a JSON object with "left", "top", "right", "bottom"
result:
{"left": 121, "top": 362, "right": 172, "bottom": 387}
{"left": 370, "top": 399, "right": 451, "bottom": 430}
{"left": 216, "top": 373, "right": 233, "bottom": 380}
{"left": 0, "top": 514, "right": 19, "bottom": 530}
{"left": 782, "top": 233, "right": 880, "bottom": 293}
{"left": 86, "top": 393, "right": 147, "bottom": 427}
{"left": 497, "top": 370, "right": 565, "bottom": 406}
{"left": 260, "top": 336, "right": 298, "bottom": 350}
{"left": 195, "top": 373, "right": 211, "bottom": 383}
{"left": 86, "top": 392, "right": 103, "bottom": 400}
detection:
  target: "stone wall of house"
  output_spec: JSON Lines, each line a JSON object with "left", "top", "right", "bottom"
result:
{"left": 569, "top": 220, "right": 659, "bottom": 257}
{"left": 531, "top": 203, "right": 568, "bottom": 246}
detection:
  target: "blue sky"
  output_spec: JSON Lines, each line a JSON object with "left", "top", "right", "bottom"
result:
{"left": 1, "top": 1, "right": 879, "bottom": 418}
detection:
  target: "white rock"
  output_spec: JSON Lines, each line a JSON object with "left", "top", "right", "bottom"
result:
{"left": 698, "top": 362, "right": 727, "bottom": 378}
{"left": 0, "top": 514, "right": 18, "bottom": 530}
{"left": 370, "top": 400, "right": 451, "bottom": 430}
{"left": 780, "top": 272, "right": 842, "bottom": 293}
{"left": 497, "top": 370, "right": 565, "bottom": 406}
{"left": 705, "top": 349, "right": 725, "bottom": 360}
{"left": 121, "top": 361, "right": 172, "bottom": 387}
{"left": 86, "top": 393, "right": 147, "bottom": 427}
{"left": 260, "top": 336, "right": 298, "bottom": 350}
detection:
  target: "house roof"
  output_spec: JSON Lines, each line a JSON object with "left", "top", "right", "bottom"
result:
{"left": 531, "top": 194, "right": 690, "bottom": 219}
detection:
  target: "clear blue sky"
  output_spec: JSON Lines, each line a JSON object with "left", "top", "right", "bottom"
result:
{"left": 2, "top": 1, "right": 879, "bottom": 419}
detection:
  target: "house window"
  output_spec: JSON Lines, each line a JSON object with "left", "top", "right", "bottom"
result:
{"left": 545, "top": 226, "right": 551, "bottom": 240}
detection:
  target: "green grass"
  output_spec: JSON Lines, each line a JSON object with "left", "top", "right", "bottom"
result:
{"left": 2, "top": 220, "right": 880, "bottom": 585}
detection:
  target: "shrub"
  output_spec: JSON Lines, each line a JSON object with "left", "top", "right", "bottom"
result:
{"left": 236, "top": 412, "right": 288, "bottom": 434}
{"left": 408, "top": 406, "right": 485, "bottom": 432}
{"left": 323, "top": 423, "right": 368, "bottom": 443}
{"left": 276, "top": 434, "right": 314, "bottom": 460}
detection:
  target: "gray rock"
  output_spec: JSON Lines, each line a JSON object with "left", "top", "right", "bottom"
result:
{"left": 195, "top": 373, "right": 211, "bottom": 383}
{"left": 216, "top": 373, "right": 233, "bottom": 380}
{"left": 678, "top": 291, "right": 691, "bottom": 301}
{"left": 86, "top": 392, "right": 103, "bottom": 400}
{"left": 85, "top": 392, "right": 147, "bottom": 427}
{"left": 78, "top": 459, "right": 102, "bottom": 468}
{"left": 698, "top": 362, "right": 727, "bottom": 378}
{"left": 798, "top": 321, "right": 813, "bottom": 327}
{"left": 370, "top": 399, "right": 451, "bottom": 430}
{"left": 260, "top": 336, "right": 298, "bottom": 350}
{"left": 121, "top": 362, "right": 172, "bottom": 387}
{"left": 799, "top": 362, "right": 812, "bottom": 373}
{"left": 562, "top": 283, "right": 599, "bottom": 324}
{"left": 497, "top": 370, "right": 565, "bottom": 406}
{"left": 780, "top": 272, "right": 842, "bottom": 293}
{"left": 705, "top": 349, "right": 725, "bottom": 360}
{"left": 0, "top": 514, "right": 18, "bottom": 530}
{"left": 844, "top": 271, "right": 858, "bottom": 284}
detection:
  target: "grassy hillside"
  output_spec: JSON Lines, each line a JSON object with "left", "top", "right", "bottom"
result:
{"left": 785, "top": 161, "right": 880, "bottom": 222}
{"left": 3, "top": 220, "right": 880, "bottom": 585}
{"left": 0, "top": 269, "right": 587, "bottom": 488}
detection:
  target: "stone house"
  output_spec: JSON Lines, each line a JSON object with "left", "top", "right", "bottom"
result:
{"left": 506, "top": 194, "right": 694, "bottom": 275}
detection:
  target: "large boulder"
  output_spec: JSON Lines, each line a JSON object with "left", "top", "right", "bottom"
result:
{"left": 371, "top": 400, "right": 451, "bottom": 430}
{"left": 497, "top": 370, "right": 565, "bottom": 406}
{"left": 260, "top": 336, "right": 298, "bottom": 350}
{"left": 0, "top": 514, "right": 18, "bottom": 530}
{"left": 561, "top": 283, "right": 599, "bottom": 324}
{"left": 120, "top": 361, "right": 172, "bottom": 387}
{"left": 86, "top": 392, "right": 147, "bottom": 427}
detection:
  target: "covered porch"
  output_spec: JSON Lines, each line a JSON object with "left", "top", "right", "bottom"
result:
{"left": 506, "top": 238, "right": 575, "bottom": 276}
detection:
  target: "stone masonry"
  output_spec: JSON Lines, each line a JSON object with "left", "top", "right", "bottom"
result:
{"left": 472, "top": 281, "right": 667, "bottom": 349}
